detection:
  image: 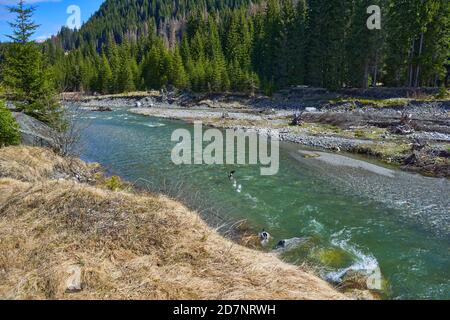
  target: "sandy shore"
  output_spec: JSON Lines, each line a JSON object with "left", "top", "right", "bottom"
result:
{"left": 130, "top": 107, "right": 373, "bottom": 150}
{"left": 297, "top": 150, "right": 396, "bottom": 177}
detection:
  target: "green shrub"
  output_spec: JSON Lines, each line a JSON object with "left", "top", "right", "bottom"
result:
{"left": 0, "top": 101, "right": 21, "bottom": 147}
{"left": 104, "top": 176, "right": 123, "bottom": 191}
{"left": 354, "top": 129, "right": 365, "bottom": 138}
{"left": 435, "top": 87, "right": 449, "bottom": 99}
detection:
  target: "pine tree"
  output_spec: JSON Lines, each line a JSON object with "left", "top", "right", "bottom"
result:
{"left": 346, "top": 0, "right": 385, "bottom": 88}
{"left": 180, "top": 35, "right": 192, "bottom": 66}
{"left": 2, "top": 0, "right": 62, "bottom": 126}
{"left": 409, "top": 0, "right": 450, "bottom": 87}
{"left": 383, "top": 0, "right": 443, "bottom": 87}
{"left": 98, "top": 53, "right": 113, "bottom": 94}
{"left": 225, "top": 10, "right": 255, "bottom": 91}
{"left": 117, "top": 42, "right": 136, "bottom": 93}
{"left": 105, "top": 34, "right": 121, "bottom": 92}
{"left": 141, "top": 39, "right": 170, "bottom": 89}
{"left": 206, "top": 16, "right": 229, "bottom": 92}
{"left": 169, "top": 47, "right": 189, "bottom": 89}
{"left": 306, "top": 0, "right": 350, "bottom": 89}
{"left": 277, "top": 0, "right": 296, "bottom": 88}
{"left": 190, "top": 29, "right": 206, "bottom": 63}
{"left": 289, "top": 0, "right": 308, "bottom": 85}
{"left": 261, "top": 0, "right": 282, "bottom": 86}
{"left": 6, "top": 0, "right": 38, "bottom": 44}
{"left": 40, "top": 0, "right": 450, "bottom": 93}
{"left": 418, "top": 0, "right": 450, "bottom": 87}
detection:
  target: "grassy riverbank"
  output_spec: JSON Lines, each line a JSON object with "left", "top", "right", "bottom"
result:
{"left": 0, "top": 146, "right": 345, "bottom": 300}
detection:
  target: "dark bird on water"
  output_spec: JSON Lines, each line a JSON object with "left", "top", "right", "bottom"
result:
{"left": 259, "top": 229, "right": 271, "bottom": 242}
{"left": 228, "top": 170, "right": 236, "bottom": 179}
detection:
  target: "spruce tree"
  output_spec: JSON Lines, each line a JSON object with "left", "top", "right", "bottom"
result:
{"left": 346, "top": 0, "right": 385, "bottom": 88}
{"left": 6, "top": 0, "right": 38, "bottom": 44}
{"left": 98, "top": 53, "right": 113, "bottom": 94}
{"left": 117, "top": 42, "right": 136, "bottom": 93}
{"left": 40, "top": 0, "right": 450, "bottom": 93}
{"left": 2, "top": 0, "right": 62, "bottom": 126}
{"left": 277, "top": 0, "right": 296, "bottom": 88}
{"left": 289, "top": 0, "right": 307, "bottom": 86}
{"left": 306, "top": 0, "right": 350, "bottom": 89}
{"left": 105, "top": 34, "right": 121, "bottom": 92}
{"left": 261, "top": 0, "right": 282, "bottom": 86}
{"left": 166, "top": 47, "right": 188, "bottom": 89}
{"left": 418, "top": 0, "right": 450, "bottom": 86}
{"left": 207, "top": 16, "right": 229, "bottom": 92}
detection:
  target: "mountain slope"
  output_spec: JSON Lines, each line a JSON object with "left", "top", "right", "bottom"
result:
{"left": 59, "top": 0, "right": 262, "bottom": 49}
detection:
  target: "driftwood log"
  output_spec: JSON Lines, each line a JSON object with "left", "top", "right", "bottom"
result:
{"left": 290, "top": 112, "right": 304, "bottom": 126}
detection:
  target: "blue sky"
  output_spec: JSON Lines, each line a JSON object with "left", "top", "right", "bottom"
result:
{"left": 0, "top": 0, "right": 104, "bottom": 42}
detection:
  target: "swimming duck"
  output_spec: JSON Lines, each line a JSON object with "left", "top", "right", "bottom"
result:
{"left": 259, "top": 229, "right": 271, "bottom": 246}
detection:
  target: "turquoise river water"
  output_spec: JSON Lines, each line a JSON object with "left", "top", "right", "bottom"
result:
{"left": 77, "top": 108, "right": 449, "bottom": 300}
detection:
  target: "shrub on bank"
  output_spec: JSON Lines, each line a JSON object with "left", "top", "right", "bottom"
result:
{"left": 435, "top": 87, "right": 450, "bottom": 99}
{"left": 0, "top": 100, "right": 21, "bottom": 147}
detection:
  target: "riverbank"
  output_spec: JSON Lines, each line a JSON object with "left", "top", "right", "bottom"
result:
{"left": 129, "top": 105, "right": 450, "bottom": 178}
{"left": 66, "top": 88, "right": 450, "bottom": 178}
{"left": 0, "top": 146, "right": 346, "bottom": 300}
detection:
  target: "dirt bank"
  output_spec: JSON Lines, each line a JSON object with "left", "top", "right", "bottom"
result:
{"left": 0, "top": 146, "right": 345, "bottom": 300}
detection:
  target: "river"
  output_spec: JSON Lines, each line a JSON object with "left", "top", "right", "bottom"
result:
{"left": 77, "top": 108, "right": 449, "bottom": 300}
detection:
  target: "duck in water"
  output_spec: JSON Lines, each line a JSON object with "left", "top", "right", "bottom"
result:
{"left": 228, "top": 170, "right": 242, "bottom": 193}
{"left": 259, "top": 229, "right": 271, "bottom": 246}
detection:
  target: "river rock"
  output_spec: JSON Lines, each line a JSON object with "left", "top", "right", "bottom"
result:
{"left": 65, "top": 265, "right": 82, "bottom": 293}
{"left": 94, "top": 106, "right": 113, "bottom": 112}
{"left": 345, "top": 289, "right": 381, "bottom": 300}
{"left": 198, "top": 99, "right": 216, "bottom": 108}
{"left": 273, "top": 237, "right": 308, "bottom": 253}
{"left": 12, "top": 112, "right": 57, "bottom": 149}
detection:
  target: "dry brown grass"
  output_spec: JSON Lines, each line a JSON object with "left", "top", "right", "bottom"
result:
{"left": 0, "top": 146, "right": 345, "bottom": 300}
{"left": 0, "top": 146, "right": 100, "bottom": 183}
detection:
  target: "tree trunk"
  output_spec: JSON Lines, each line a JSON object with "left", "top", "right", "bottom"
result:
{"left": 363, "top": 60, "right": 369, "bottom": 89}
{"left": 408, "top": 39, "right": 415, "bottom": 87}
{"left": 373, "top": 50, "right": 379, "bottom": 87}
{"left": 414, "top": 32, "right": 424, "bottom": 88}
